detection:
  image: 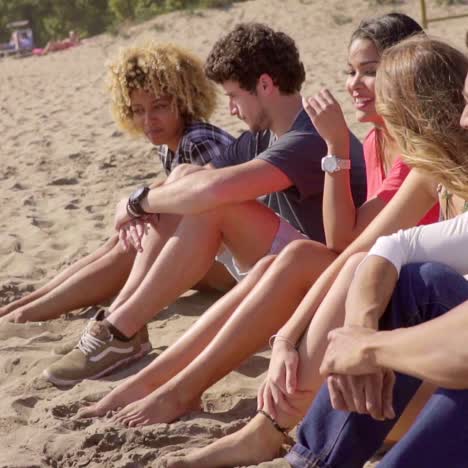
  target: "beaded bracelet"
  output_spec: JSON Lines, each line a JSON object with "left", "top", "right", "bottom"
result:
{"left": 268, "top": 334, "right": 297, "bottom": 350}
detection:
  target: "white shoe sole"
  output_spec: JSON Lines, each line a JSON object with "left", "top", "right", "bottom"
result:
{"left": 43, "top": 342, "right": 152, "bottom": 387}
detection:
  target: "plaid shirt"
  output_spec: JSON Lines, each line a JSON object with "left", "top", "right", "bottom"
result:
{"left": 156, "top": 122, "right": 234, "bottom": 175}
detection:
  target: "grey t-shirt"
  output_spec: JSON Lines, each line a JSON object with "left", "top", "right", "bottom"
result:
{"left": 211, "top": 110, "right": 366, "bottom": 242}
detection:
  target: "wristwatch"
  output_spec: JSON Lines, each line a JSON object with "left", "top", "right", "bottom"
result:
{"left": 321, "top": 155, "right": 351, "bottom": 173}
{"left": 127, "top": 186, "right": 150, "bottom": 218}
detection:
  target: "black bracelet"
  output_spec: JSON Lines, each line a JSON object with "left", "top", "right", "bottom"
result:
{"left": 126, "top": 201, "right": 140, "bottom": 218}
{"left": 257, "top": 409, "right": 290, "bottom": 438}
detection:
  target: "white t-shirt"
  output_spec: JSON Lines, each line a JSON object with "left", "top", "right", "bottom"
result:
{"left": 367, "top": 212, "right": 468, "bottom": 276}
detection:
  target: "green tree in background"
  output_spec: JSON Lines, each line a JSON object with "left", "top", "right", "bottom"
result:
{"left": 0, "top": 0, "right": 110, "bottom": 46}
{"left": 0, "top": 0, "right": 245, "bottom": 46}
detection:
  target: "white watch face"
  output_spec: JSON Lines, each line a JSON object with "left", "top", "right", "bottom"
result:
{"left": 323, "top": 157, "right": 338, "bottom": 173}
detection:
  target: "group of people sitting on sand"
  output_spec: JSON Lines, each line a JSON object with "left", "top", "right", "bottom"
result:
{"left": 2, "top": 12, "right": 468, "bottom": 468}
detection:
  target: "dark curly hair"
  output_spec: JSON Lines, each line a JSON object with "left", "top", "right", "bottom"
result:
{"left": 205, "top": 23, "right": 305, "bottom": 94}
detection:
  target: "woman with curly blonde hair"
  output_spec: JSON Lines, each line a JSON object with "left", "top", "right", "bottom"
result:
{"left": 0, "top": 42, "right": 235, "bottom": 327}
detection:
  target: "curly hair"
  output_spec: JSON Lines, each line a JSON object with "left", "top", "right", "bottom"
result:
{"left": 205, "top": 23, "right": 305, "bottom": 94}
{"left": 376, "top": 36, "right": 468, "bottom": 199}
{"left": 108, "top": 42, "right": 217, "bottom": 136}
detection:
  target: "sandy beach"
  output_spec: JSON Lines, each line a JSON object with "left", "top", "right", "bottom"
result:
{"left": 1, "top": 0, "right": 467, "bottom": 466}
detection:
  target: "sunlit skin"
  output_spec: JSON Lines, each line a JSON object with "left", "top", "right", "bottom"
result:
{"left": 461, "top": 73, "right": 468, "bottom": 130}
{"left": 222, "top": 80, "right": 271, "bottom": 133}
{"left": 130, "top": 89, "right": 184, "bottom": 151}
{"left": 346, "top": 38, "right": 383, "bottom": 126}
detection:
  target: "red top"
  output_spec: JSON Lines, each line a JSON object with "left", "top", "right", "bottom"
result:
{"left": 363, "top": 128, "right": 439, "bottom": 225}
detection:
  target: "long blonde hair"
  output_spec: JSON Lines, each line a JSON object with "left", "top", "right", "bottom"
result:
{"left": 376, "top": 36, "right": 468, "bottom": 199}
{"left": 108, "top": 42, "right": 217, "bottom": 136}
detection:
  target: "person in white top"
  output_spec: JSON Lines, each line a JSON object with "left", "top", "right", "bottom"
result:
{"left": 166, "top": 36, "right": 468, "bottom": 468}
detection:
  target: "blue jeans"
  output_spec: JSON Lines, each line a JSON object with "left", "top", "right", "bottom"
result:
{"left": 286, "top": 262, "right": 468, "bottom": 468}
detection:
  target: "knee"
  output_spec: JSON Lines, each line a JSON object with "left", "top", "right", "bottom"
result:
{"left": 252, "top": 254, "right": 276, "bottom": 273}
{"left": 277, "top": 240, "right": 316, "bottom": 266}
{"left": 343, "top": 252, "right": 368, "bottom": 272}
{"left": 108, "top": 239, "right": 135, "bottom": 264}
{"left": 275, "top": 239, "right": 334, "bottom": 273}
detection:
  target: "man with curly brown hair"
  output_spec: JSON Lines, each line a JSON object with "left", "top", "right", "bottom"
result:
{"left": 43, "top": 24, "right": 366, "bottom": 394}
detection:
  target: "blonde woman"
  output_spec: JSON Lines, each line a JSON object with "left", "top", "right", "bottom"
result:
{"left": 287, "top": 38, "right": 468, "bottom": 468}
{"left": 170, "top": 38, "right": 468, "bottom": 468}
{"left": 0, "top": 42, "right": 235, "bottom": 328}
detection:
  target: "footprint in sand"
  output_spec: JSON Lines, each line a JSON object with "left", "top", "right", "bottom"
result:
{"left": 51, "top": 402, "right": 82, "bottom": 419}
{"left": 82, "top": 430, "right": 126, "bottom": 451}
{"left": 0, "top": 322, "right": 50, "bottom": 341}
{"left": 202, "top": 394, "right": 257, "bottom": 416}
{"left": 26, "top": 332, "right": 64, "bottom": 345}
{"left": 3, "top": 356, "right": 21, "bottom": 375}
{"left": 30, "top": 216, "right": 53, "bottom": 229}
{"left": 99, "top": 161, "right": 117, "bottom": 170}
{"left": 11, "top": 396, "right": 39, "bottom": 420}
{"left": 0, "top": 234, "right": 22, "bottom": 254}
{"left": 22, "top": 195, "right": 36, "bottom": 206}
{"left": 11, "top": 182, "right": 27, "bottom": 191}
{"left": 48, "top": 177, "right": 79, "bottom": 186}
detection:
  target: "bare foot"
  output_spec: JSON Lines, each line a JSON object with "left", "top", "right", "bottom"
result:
{"left": 76, "top": 376, "right": 154, "bottom": 419}
{"left": 0, "top": 304, "right": 14, "bottom": 319}
{"left": 158, "top": 457, "right": 191, "bottom": 468}
{"left": 2, "top": 309, "right": 28, "bottom": 323}
{"left": 112, "top": 388, "right": 201, "bottom": 427}
{"left": 163, "top": 413, "right": 286, "bottom": 467}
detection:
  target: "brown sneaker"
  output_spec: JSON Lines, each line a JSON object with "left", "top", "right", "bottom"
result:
{"left": 43, "top": 317, "right": 151, "bottom": 386}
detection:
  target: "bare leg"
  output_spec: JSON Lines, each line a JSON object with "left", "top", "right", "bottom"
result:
{"left": 1, "top": 237, "right": 136, "bottom": 323}
{"left": 109, "top": 164, "right": 227, "bottom": 310}
{"left": 0, "top": 236, "right": 121, "bottom": 318}
{"left": 107, "top": 200, "right": 283, "bottom": 337}
{"left": 109, "top": 214, "right": 181, "bottom": 312}
{"left": 0, "top": 163, "right": 201, "bottom": 322}
{"left": 77, "top": 255, "right": 278, "bottom": 418}
{"left": 181, "top": 253, "right": 435, "bottom": 467}
{"left": 172, "top": 252, "right": 365, "bottom": 467}
{"left": 108, "top": 240, "right": 336, "bottom": 426}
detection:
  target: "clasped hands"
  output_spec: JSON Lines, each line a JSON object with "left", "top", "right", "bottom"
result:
{"left": 114, "top": 197, "right": 158, "bottom": 252}
{"left": 320, "top": 326, "right": 395, "bottom": 421}
{"left": 259, "top": 326, "right": 395, "bottom": 422}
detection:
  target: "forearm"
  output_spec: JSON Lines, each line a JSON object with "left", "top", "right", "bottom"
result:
{"left": 323, "top": 172, "right": 357, "bottom": 252}
{"left": 140, "top": 169, "right": 223, "bottom": 215}
{"left": 345, "top": 256, "right": 398, "bottom": 329}
{"left": 138, "top": 160, "right": 289, "bottom": 216}
{"left": 369, "top": 303, "right": 468, "bottom": 388}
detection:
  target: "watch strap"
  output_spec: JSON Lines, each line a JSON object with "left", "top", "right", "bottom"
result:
{"left": 337, "top": 158, "right": 351, "bottom": 170}
{"left": 128, "top": 186, "right": 150, "bottom": 217}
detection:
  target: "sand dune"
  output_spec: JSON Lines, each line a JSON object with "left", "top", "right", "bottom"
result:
{"left": 1, "top": 0, "right": 467, "bottom": 466}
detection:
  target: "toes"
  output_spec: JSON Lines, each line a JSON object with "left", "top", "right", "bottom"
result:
{"left": 76, "top": 405, "right": 95, "bottom": 419}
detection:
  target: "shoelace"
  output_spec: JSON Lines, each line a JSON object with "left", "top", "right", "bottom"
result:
{"left": 77, "top": 323, "right": 109, "bottom": 355}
